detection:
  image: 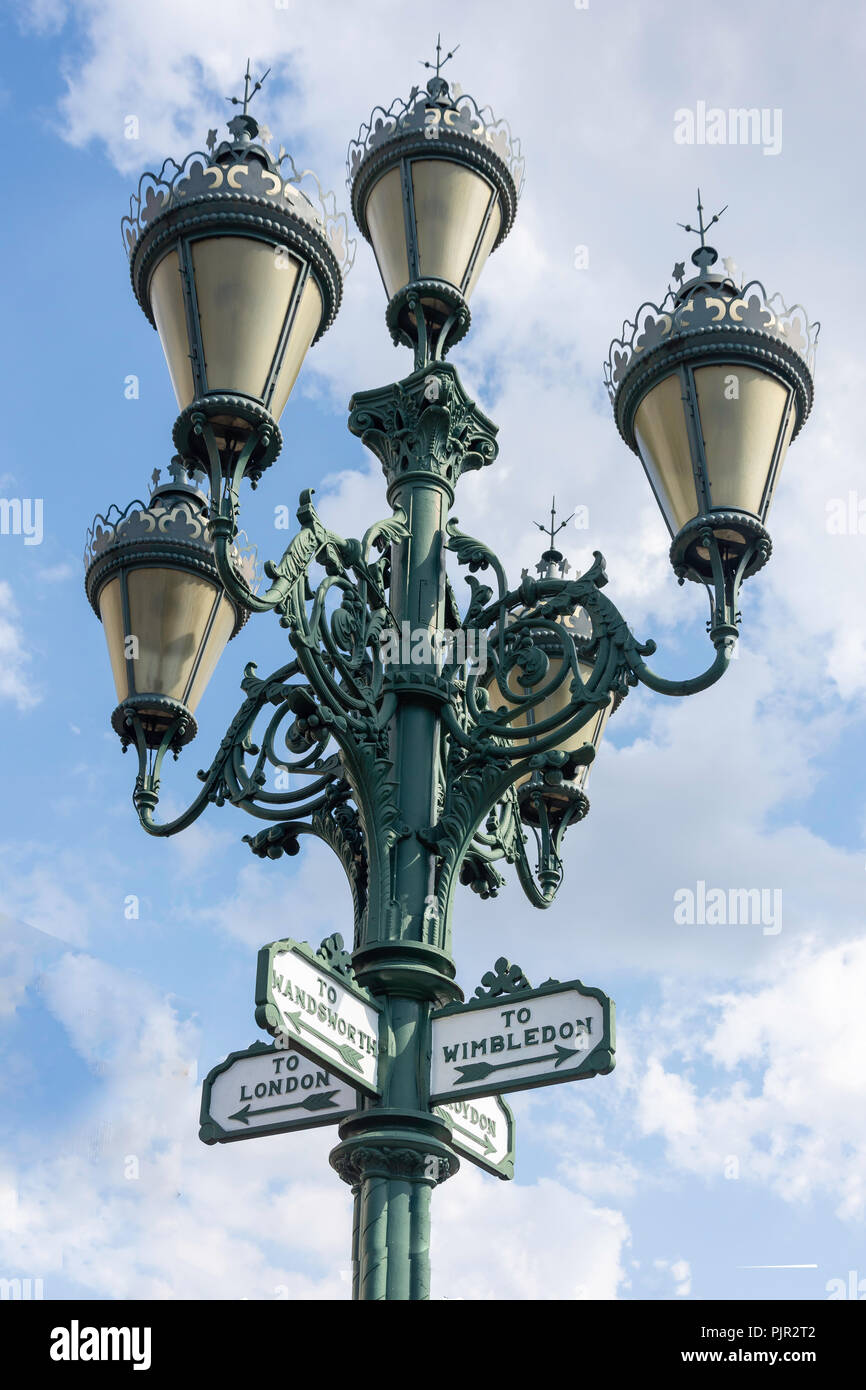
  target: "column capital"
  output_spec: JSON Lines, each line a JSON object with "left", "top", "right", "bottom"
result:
{"left": 347, "top": 362, "right": 498, "bottom": 498}
{"left": 330, "top": 1111, "right": 458, "bottom": 1189}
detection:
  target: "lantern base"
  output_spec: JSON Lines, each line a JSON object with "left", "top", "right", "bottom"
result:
{"left": 518, "top": 778, "right": 590, "bottom": 829}
{"left": 670, "top": 511, "right": 772, "bottom": 585}
{"left": 112, "top": 695, "right": 198, "bottom": 752}
{"left": 173, "top": 395, "right": 282, "bottom": 487}
{"left": 385, "top": 280, "right": 471, "bottom": 367}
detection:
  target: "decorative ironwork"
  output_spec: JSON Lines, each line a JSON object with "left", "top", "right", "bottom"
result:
{"left": 316, "top": 931, "right": 357, "bottom": 980}
{"left": 123, "top": 360, "right": 752, "bottom": 920}
{"left": 473, "top": 958, "right": 532, "bottom": 999}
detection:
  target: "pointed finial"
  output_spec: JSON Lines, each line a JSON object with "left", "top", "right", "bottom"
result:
{"left": 421, "top": 33, "right": 460, "bottom": 79}
{"left": 678, "top": 189, "right": 728, "bottom": 274}
{"left": 421, "top": 34, "right": 459, "bottom": 102}
{"left": 226, "top": 59, "right": 271, "bottom": 116}
{"left": 678, "top": 188, "right": 728, "bottom": 248}
{"left": 535, "top": 496, "right": 574, "bottom": 551}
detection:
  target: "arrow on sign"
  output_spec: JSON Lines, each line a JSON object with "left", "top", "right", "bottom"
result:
{"left": 435, "top": 1110, "right": 495, "bottom": 1155}
{"left": 452, "top": 1043, "right": 581, "bottom": 1086}
{"left": 229, "top": 1091, "right": 341, "bottom": 1125}
{"left": 283, "top": 1010, "right": 364, "bottom": 1073}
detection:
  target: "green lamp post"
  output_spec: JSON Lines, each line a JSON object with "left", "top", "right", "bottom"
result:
{"left": 85, "top": 60, "right": 818, "bottom": 1300}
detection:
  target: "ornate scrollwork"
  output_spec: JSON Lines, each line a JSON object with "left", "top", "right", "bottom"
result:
{"left": 125, "top": 351, "right": 747, "bottom": 932}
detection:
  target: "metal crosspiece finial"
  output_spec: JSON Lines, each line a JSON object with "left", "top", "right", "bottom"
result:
{"left": 421, "top": 33, "right": 460, "bottom": 79}
{"left": 226, "top": 59, "right": 271, "bottom": 116}
{"left": 535, "top": 497, "right": 574, "bottom": 551}
{"left": 678, "top": 188, "right": 728, "bottom": 249}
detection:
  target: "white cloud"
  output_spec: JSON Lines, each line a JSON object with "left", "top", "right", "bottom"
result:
{"left": 632, "top": 939, "right": 866, "bottom": 1220}
{"left": 0, "top": 842, "right": 121, "bottom": 947}
{"left": 654, "top": 1257, "right": 692, "bottom": 1298}
{"left": 435, "top": 1168, "right": 629, "bottom": 1300}
{"left": 0, "top": 581, "right": 39, "bottom": 710}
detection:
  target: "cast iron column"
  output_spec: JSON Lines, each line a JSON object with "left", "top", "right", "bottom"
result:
{"left": 329, "top": 361, "right": 498, "bottom": 1298}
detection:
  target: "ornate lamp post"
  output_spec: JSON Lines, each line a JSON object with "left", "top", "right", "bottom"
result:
{"left": 85, "top": 60, "right": 818, "bottom": 1300}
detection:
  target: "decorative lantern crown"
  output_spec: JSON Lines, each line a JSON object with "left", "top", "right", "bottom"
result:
{"left": 604, "top": 225, "right": 819, "bottom": 407}
{"left": 122, "top": 74, "right": 354, "bottom": 300}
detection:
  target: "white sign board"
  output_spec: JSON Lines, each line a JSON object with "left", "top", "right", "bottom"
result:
{"left": 431, "top": 980, "right": 614, "bottom": 1103}
{"left": 256, "top": 938, "right": 382, "bottom": 1096}
{"left": 200, "top": 1042, "right": 356, "bottom": 1144}
{"left": 434, "top": 1094, "right": 514, "bottom": 1180}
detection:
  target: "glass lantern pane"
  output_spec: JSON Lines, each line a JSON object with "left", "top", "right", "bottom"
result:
{"left": 484, "top": 635, "right": 610, "bottom": 793}
{"left": 761, "top": 398, "right": 797, "bottom": 518}
{"left": 364, "top": 166, "right": 411, "bottom": 299}
{"left": 126, "top": 566, "right": 225, "bottom": 709}
{"left": 269, "top": 276, "right": 324, "bottom": 421}
{"left": 694, "top": 364, "right": 791, "bottom": 518}
{"left": 463, "top": 200, "right": 502, "bottom": 301}
{"left": 191, "top": 236, "right": 299, "bottom": 401}
{"left": 185, "top": 594, "right": 237, "bottom": 713}
{"left": 98, "top": 575, "right": 131, "bottom": 703}
{"left": 149, "top": 250, "right": 195, "bottom": 409}
{"left": 411, "top": 159, "right": 496, "bottom": 291}
{"left": 633, "top": 373, "right": 699, "bottom": 534}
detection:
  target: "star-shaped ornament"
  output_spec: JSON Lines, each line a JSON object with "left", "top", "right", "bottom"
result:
{"left": 205, "top": 128, "right": 217, "bottom": 152}
{"left": 723, "top": 255, "right": 740, "bottom": 283}
{"left": 257, "top": 123, "right": 272, "bottom": 146}
{"left": 227, "top": 113, "right": 249, "bottom": 141}
{"left": 672, "top": 261, "right": 686, "bottom": 284}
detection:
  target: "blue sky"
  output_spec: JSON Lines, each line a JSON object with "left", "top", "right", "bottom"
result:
{"left": 1, "top": 0, "right": 865, "bottom": 1300}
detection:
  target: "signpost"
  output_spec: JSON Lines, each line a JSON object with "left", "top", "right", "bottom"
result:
{"left": 255, "top": 937, "right": 382, "bottom": 1096}
{"left": 430, "top": 978, "right": 615, "bottom": 1104}
{"left": 200, "top": 1041, "right": 356, "bottom": 1144}
{"left": 433, "top": 1094, "right": 515, "bottom": 1181}
{"left": 198, "top": 936, "right": 614, "bottom": 1299}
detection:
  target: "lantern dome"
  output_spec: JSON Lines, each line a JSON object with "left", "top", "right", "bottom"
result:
{"left": 604, "top": 195, "right": 819, "bottom": 583}
{"left": 122, "top": 70, "right": 354, "bottom": 481}
{"left": 347, "top": 49, "right": 524, "bottom": 357}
